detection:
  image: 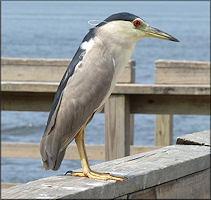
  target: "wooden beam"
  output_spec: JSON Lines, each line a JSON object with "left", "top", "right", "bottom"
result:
{"left": 176, "top": 130, "right": 210, "bottom": 146}
{"left": 2, "top": 82, "right": 210, "bottom": 95}
{"left": 1, "top": 143, "right": 104, "bottom": 161}
{"left": 2, "top": 92, "right": 210, "bottom": 115}
{"left": 1, "top": 183, "right": 22, "bottom": 189}
{"left": 1, "top": 57, "right": 135, "bottom": 83}
{"left": 155, "top": 114, "right": 173, "bottom": 146}
{"left": 104, "top": 95, "right": 131, "bottom": 161}
{"left": 1, "top": 142, "right": 163, "bottom": 161}
{"left": 130, "top": 94, "right": 210, "bottom": 115}
{"left": 128, "top": 169, "right": 210, "bottom": 199}
{"left": 155, "top": 60, "right": 210, "bottom": 85}
{"left": 113, "top": 84, "right": 210, "bottom": 95}
{"left": 2, "top": 83, "right": 210, "bottom": 114}
{"left": 1, "top": 91, "right": 54, "bottom": 111}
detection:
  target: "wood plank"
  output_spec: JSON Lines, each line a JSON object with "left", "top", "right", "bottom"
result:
{"left": 104, "top": 95, "right": 131, "bottom": 161}
{"left": 128, "top": 187, "right": 156, "bottom": 199}
{"left": 1, "top": 143, "right": 103, "bottom": 161}
{"left": 1, "top": 183, "right": 22, "bottom": 189}
{"left": 155, "top": 60, "right": 210, "bottom": 85}
{"left": 1, "top": 142, "right": 163, "bottom": 160}
{"left": 130, "top": 145, "right": 162, "bottom": 155}
{"left": 2, "top": 92, "right": 210, "bottom": 114}
{"left": 2, "top": 91, "right": 210, "bottom": 114}
{"left": 1, "top": 57, "right": 135, "bottom": 83}
{"left": 155, "top": 114, "right": 173, "bottom": 146}
{"left": 128, "top": 169, "right": 210, "bottom": 199}
{"left": 176, "top": 130, "right": 210, "bottom": 146}
{"left": 1, "top": 81, "right": 59, "bottom": 93}
{"left": 1, "top": 144, "right": 210, "bottom": 199}
{"left": 130, "top": 94, "right": 210, "bottom": 115}
{"left": 130, "top": 114, "right": 134, "bottom": 145}
{"left": 113, "top": 84, "right": 210, "bottom": 95}
{"left": 155, "top": 169, "right": 210, "bottom": 199}
{"left": 2, "top": 82, "right": 210, "bottom": 95}
{"left": 1, "top": 91, "right": 54, "bottom": 111}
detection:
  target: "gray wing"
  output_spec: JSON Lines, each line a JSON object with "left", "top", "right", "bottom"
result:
{"left": 40, "top": 34, "right": 115, "bottom": 171}
{"left": 43, "top": 30, "right": 96, "bottom": 136}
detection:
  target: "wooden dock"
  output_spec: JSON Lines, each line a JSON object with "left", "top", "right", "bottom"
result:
{"left": 1, "top": 130, "right": 210, "bottom": 199}
{"left": 1, "top": 57, "right": 210, "bottom": 190}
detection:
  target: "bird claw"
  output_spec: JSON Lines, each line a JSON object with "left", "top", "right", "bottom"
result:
{"left": 67, "top": 170, "right": 125, "bottom": 182}
{"left": 64, "top": 170, "right": 73, "bottom": 175}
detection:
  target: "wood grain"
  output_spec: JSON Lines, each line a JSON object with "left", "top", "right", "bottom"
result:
{"left": 1, "top": 142, "right": 163, "bottom": 161}
{"left": 2, "top": 143, "right": 210, "bottom": 199}
{"left": 154, "top": 60, "right": 210, "bottom": 146}
{"left": 1, "top": 57, "right": 135, "bottom": 83}
{"left": 155, "top": 60, "right": 210, "bottom": 85}
{"left": 155, "top": 114, "right": 173, "bottom": 146}
{"left": 104, "top": 95, "right": 131, "bottom": 161}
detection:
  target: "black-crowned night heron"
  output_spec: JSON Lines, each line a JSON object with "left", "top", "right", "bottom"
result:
{"left": 40, "top": 12, "right": 179, "bottom": 182}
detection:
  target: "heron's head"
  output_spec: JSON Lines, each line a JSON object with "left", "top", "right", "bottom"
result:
{"left": 95, "top": 12, "right": 180, "bottom": 43}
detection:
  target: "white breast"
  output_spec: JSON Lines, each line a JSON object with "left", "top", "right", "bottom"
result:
{"left": 94, "top": 36, "right": 136, "bottom": 110}
{"left": 82, "top": 23, "right": 138, "bottom": 111}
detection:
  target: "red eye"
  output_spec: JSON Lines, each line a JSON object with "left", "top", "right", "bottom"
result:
{"left": 133, "top": 20, "right": 140, "bottom": 27}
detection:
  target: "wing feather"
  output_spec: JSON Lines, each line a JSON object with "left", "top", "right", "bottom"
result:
{"left": 44, "top": 29, "right": 95, "bottom": 134}
{"left": 40, "top": 29, "right": 115, "bottom": 170}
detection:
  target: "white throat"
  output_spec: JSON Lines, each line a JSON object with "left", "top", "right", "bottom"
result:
{"left": 95, "top": 21, "right": 137, "bottom": 81}
{"left": 93, "top": 21, "right": 138, "bottom": 109}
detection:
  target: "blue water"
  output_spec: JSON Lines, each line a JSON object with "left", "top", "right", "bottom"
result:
{"left": 1, "top": 1, "right": 210, "bottom": 184}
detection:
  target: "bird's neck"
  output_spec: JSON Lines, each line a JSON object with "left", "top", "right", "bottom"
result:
{"left": 96, "top": 28, "right": 136, "bottom": 65}
{"left": 95, "top": 32, "right": 136, "bottom": 83}
{"left": 94, "top": 27, "right": 137, "bottom": 99}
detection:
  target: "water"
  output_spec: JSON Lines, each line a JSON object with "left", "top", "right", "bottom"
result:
{"left": 1, "top": 1, "right": 210, "bottom": 184}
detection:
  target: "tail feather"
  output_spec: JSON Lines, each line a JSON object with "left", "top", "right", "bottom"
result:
{"left": 52, "top": 149, "right": 66, "bottom": 171}
{"left": 40, "top": 132, "right": 65, "bottom": 171}
{"left": 40, "top": 148, "right": 66, "bottom": 171}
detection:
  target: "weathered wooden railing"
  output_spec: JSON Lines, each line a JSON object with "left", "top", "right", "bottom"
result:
{"left": 1, "top": 58, "right": 210, "bottom": 188}
{"left": 2, "top": 130, "right": 210, "bottom": 199}
{"left": 154, "top": 60, "right": 210, "bottom": 146}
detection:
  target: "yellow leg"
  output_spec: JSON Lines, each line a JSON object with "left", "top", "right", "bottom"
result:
{"left": 67, "top": 125, "right": 124, "bottom": 182}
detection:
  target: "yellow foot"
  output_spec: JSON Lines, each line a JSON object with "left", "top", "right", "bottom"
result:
{"left": 65, "top": 170, "right": 124, "bottom": 182}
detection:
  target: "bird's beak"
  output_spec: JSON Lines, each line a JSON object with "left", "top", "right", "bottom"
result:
{"left": 144, "top": 25, "right": 180, "bottom": 42}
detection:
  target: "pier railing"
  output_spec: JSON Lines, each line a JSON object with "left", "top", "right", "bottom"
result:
{"left": 2, "top": 130, "right": 210, "bottom": 199}
{"left": 154, "top": 59, "right": 210, "bottom": 145}
{"left": 1, "top": 57, "right": 210, "bottom": 188}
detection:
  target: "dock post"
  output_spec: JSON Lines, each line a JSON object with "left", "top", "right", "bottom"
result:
{"left": 154, "top": 60, "right": 210, "bottom": 146}
{"left": 104, "top": 95, "right": 131, "bottom": 161}
{"left": 155, "top": 114, "right": 173, "bottom": 146}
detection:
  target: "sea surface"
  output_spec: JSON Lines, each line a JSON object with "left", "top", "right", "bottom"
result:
{"left": 1, "top": 1, "right": 210, "bottom": 184}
